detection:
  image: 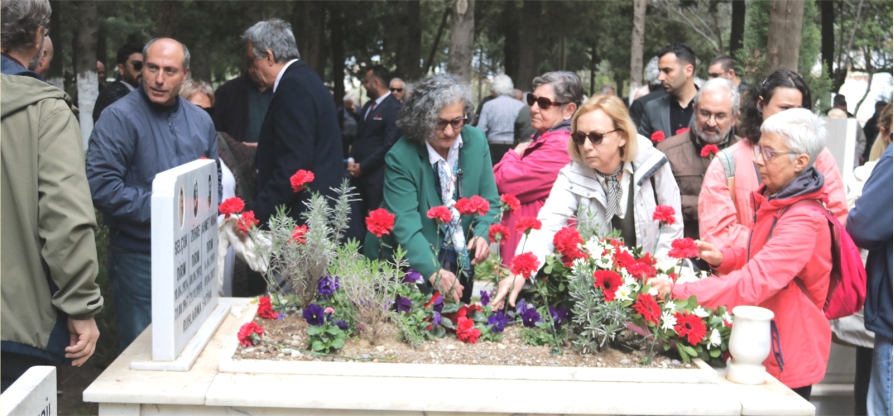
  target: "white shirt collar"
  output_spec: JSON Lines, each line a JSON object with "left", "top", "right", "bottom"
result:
{"left": 426, "top": 134, "right": 464, "bottom": 169}
{"left": 273, "top": 59, "right": 299, "bottom": 93}
{"left": 364, "top": 91, "right": 391, "bottom": 118}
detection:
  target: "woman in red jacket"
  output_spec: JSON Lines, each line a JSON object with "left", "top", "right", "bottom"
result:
{"left": 493, "top": 71, "right": 583, "bottom": 265}
{"left": 653, "top": 108, "right": 833, "bottom": 400}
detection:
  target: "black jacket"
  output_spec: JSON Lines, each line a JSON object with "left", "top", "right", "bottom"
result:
{"left": 92, "top": 80, "right": 134, "bottom": 124}
{"left": 254, "top": 60, "right": 345, "bottom": 226}
{"left": 629, "top": 89, "right": 666, "bottom": 129}
{"left": 350, "top": 95, "right": 401, "bottom": 177}
{"left": 213, "top": 73, "right": 251, "bottom": 143}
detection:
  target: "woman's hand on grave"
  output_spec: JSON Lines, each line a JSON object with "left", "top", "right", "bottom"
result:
{"left": 491, "top": 274, "right": 526, "bottom": 311}
{"left": 429, "top": 269, "right": 464, "bottom": 303}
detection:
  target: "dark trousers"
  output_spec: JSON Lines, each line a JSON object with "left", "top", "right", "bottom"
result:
{"left": 107, "top": 248, "right": 152, "bottom": 353}
{"left": 489, "top": 143, "right": 512, "bottom": 166}
{"left": 354, "top": 172, "right": 384, "bottom": 217}
{"left": 855, "top": 345, "right": 873, "bottom": 415}
{"left": 1, "top": 352, "right": 53, "bottom": 393}
{"left": 792, "top": 385, "right": 812, "bottom": 401}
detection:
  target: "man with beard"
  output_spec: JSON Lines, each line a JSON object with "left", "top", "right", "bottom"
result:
{"left": 638, "top": 43, "right": 699, "bottom": 140}
{"left": 93, "top": 42, "right": 144, "bottom": 123}
{"left": 657, "top": 78, "right": 740, "bottom": 239}
{"left": 1, "top": 0, "right": 48, "bottom": 80}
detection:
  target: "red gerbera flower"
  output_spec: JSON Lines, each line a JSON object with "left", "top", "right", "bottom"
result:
{"left": 257, "top": 296, "right": 279, "bottom": 320}
{"left": 593, "top": 270, "right": 622, "bottom": 302}
{"left": 514, "top": 216, "right": 542, "bottom": 235}
{"left": 427, "top": 206, "right": 452, "bottom": 224}
{"left": 290, "top": 169, "right": 314, "bottom": 193}
{"left": 652, "top": 205, "right": 676, "bottom": 226}
{"left": 510, "top": 252, "right": 540, "bottom": 279}
{"left": 651, "top": 131, "right": 666, "bottom": 144}
{"left": 675, "top": 127, "right": 690, "bottom": 135}
{"left": 632, "top": 294, "right": 661, "bottom": 325}
{"left": 291, "top": 224, "right": 308, "bottom": 244}
{"left": 237, "top": 322, "right": 264, "bottom": 347}
{"left": 700, "top": 144, "right": 720, "bottom": 159}
{"left": 365, "top": 208, "right": 395, "bottom": 238}
{"left": 236, "top": 211, "right": 259, "bottom": 234}
{"left": 613, "top": 249, "right": 637, "bottom": 271}
{"left": 218, "top": 197, "right": 245, "bottom": 219}
{"left": 674, "top": 312, "right": 707, "bottom": 345}
{"left": 500, "top": 194, "right": 521, "bottom": 213}
{"left": 488, "top": 223, "right": 510, "bottom": 244}
{"left": 668, "top": 238, "right": 699, "bottom": 259}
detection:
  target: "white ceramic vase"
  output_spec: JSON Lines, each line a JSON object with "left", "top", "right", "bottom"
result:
{"left": 726, "top": 305, "right": 775, "bottom": 385}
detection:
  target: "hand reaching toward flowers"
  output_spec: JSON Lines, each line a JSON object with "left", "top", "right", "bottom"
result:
{"left": 429, "top": 269, "right": 464, "bottom": 303}
{"left": 491, "top": 274, "right": 526, "bottom": 311}
{"left": 467, "top": 236, "right": 490, "bottom": 265}
{"left": 648, "top": 276, "right": 674, "bottom": 300}
{"left": 695, "top": 240, "right": 723, "bottom": 267}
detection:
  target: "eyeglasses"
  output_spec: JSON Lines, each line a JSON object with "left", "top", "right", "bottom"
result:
{"left": 526, "top": 93, "right": 567, "bottom": 109}
{"left": 390, "top": 88, "right": 403, "bottom": 93}
{"left": 436, "top": 116, "right": 467, "bottom": 131}
{"left": 752, "top": 144, "right": 796, "bottom": 161}
{"left": 697, "top": 109, "right": 730, "bottom": 122}
{"left": 129, "top": 61, "right": 143, "bottom": 71}
{"left": 571, "top": 129, "right": 619, "bottom": 146}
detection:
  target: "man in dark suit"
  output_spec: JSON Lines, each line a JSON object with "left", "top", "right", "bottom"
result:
{"left": 347, "top": 65, "right": 401, "bottom": 215}
{"left": 92, "top": 42, "right": 143, "bottom": 123}
{"left": 638, "top": 43, "right": 698, "bottom": 141}
{"left": 242, "top": 19, "right": 344, "bottom": 227}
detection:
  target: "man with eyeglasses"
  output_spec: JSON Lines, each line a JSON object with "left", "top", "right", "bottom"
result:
{"left": 93, "top": 42, "right": 144, "bottom": 123}
{"left": 656, "top": 78, "right": 740, "bottom": 241}
{"left": 389, "top": 77, "right": 406, "bottom": 101}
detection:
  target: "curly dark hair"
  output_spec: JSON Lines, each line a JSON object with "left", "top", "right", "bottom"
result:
{"left": 739, "top": 70, "right": 812, "bottom": 143}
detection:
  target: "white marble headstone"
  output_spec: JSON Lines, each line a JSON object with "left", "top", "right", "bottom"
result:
{"left": 0, "top": 366, "right": 56, "bottom": 416}
{"left": 823, "top": 117, "right": 857, "bottom": 185}
{"left": 150, "top": 159, "right": 219, "bottom": 361}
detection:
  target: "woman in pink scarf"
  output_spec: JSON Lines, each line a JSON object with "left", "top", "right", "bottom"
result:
{"left": 493, "top": 71, "right": 584, "bottom": 265}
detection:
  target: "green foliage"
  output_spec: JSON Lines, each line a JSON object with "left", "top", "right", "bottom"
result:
{"left": 305, "top": 321, "right": 347, "bottom": 353}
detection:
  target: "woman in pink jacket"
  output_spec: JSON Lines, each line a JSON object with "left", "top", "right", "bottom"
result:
{"left": 493, "top": 71, "right": 584, "bottom": 264}
{"left": 699, "top": 70, "right": 847, "bottom": 250}
{"left": 654, "top": 109, "right": 833, "bottom": 400}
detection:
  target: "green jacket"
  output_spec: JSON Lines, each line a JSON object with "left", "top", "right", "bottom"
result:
{"left": 1, "top": 74, "right": 103, "bottom": 362}
{"left": 364, "top": 126, "right": 501, "bottom": 281}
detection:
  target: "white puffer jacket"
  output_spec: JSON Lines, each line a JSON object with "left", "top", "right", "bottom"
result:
{"left": 516, "top": 135, "right": 684, "bottom": 270}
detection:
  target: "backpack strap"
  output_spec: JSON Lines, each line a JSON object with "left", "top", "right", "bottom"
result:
{"left": 716, "top": 148, "right": 737, "bottom": 205}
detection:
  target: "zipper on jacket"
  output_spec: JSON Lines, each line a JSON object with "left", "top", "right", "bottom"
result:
{"left": 169, "top": 114, "right": 181, "bottom": 158}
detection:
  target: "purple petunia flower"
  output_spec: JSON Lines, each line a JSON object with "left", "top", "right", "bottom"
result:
{"left": 480, "top": 290, "right": 491, "bottom": 307}
{"left": 516, "top": 298, "right": 534, "bottom": 315}
{"left": 487, "top": 311, "right": 508, "bottom": 333}
{"left": 397, "top": 296, "right": 413, "bottom": 313}
{"left": 403, "top": 268, "right": 423, "bottom": 284}
{"left": 334, "top": 320, "right": 348, "bottom": 330}
{"left": 432, "top": 312, "right": 442, "bottom": 326}
{"left": 549, "top": 306, "right": 569, "bottom": 330}
{"left": 303, "top": 303, "right": 325, "bottom": 326}
{"left": 432, "top": 295, "right": 444, "bottom": 313}
{"left": 317, "top": 276, "right": 340, "bottom": 296}
{"left": 521, "top": 308, "right": 541, "bottom": 328}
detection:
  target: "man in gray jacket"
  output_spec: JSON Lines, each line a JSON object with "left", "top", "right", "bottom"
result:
{"left": 86, "top": 37, "right": 217, "bottom": 352}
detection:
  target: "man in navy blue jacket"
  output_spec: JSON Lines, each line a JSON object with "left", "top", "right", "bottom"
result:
{"left": 86, "top": 38, "right": 218, "bottom": 352}
{"left": 847, "top": 144, "right": 893, "bottom": 416}
{"left": 243, "top": 19, "right": 344, "bottom": 228}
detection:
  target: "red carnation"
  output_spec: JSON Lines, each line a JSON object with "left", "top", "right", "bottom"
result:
{"left": 488, "top": 223, "right": 510, "bottom": 244}
{"left": 651, "top": 131, "right": 666, "bottom": 144}
{"left": 365, "top": 208, "right": 395, "bottom": 238}
{"left": 218, "top": 197, "right": 245, "bottom": 219}
{"left": 675, "top": 127, "right": 690, "bottom": 135}
{"left": 700, "top": 144, "right": 720, "bottom": 159}
{"left": 674, "top": 312, "right": 707, "bottom": 345}
{"left": 514, "top": 216, "right": 542, "bottom": 235}
{"left": 290, "top": 170, "right": 314, "bottom": 193}
{"left": 593, "top": 270, "right": 622, "bottom": 302}
{"left": 237, "top": 322, "right": 264, "bottom": 347}
{"left": 257, "top": 296, "right": 279, "bottom": 320}
{"left": 613, "top": 249, "right": 637, "bottom": 271}
{"left": 626, "top": 257, "right": 656, "bottom": 280}
{"left": 668, "top": 237, "right": 698, "bottom": 259}
{"left": 456, "top": 316, "right": 481, "bottom": 343}
{"left": 633, "top": 294, "right": 661, "bottom": 325}
{"left": 468, "top": 195, "right": 490, "bottom": 216}
{"left": 553, "top": 226, "right": 586, "bottom": 266}
{"left": 510, "top": 252, "right": 540, "bottom": 279}
{"left": 454, "top": 198, "right": 475, "bottom": 216}
{"left": 291, "top": 224, "right": 308, "bottom": 244}
{"left": 236, "top": 211, "right": 259, "bottom": 234}
{"left": 652, "top": 205, "right": 676, "bottom": 226}
{"left": 427, "top": 206, "right": 452, "bottom": 224}
{"left": 500, "top": 194, "right": 521, "bottom": 213}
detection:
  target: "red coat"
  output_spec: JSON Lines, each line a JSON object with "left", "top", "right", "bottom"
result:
{"left": 493, "top": 129, "right": 571, "bottom": 264}
{"left": 673, "top": 171, "right": 832, "bottom": 389}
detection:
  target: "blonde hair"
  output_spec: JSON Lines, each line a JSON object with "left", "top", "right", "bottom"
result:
{"left": 568, "top": 94, "right": 639, "bottom": 164}
{"left": 869, "top": 103, "right": 893, "bottom": 162}
{"left": 179, "top": 79, "right": 215, "bottom": 107}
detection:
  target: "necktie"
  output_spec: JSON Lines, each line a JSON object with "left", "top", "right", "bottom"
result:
{"left": 366, "top": 101, "right": 377, "bottom": 119}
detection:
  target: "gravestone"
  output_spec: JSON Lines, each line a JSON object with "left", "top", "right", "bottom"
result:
{"left": 131, "top": 159, "right": 231, "bottom": 371}
{"left": 0, "top": 366, "right": 56, "bottom": 416}
{"left": 823, "top": 117, "right": 857, "bottom": 185}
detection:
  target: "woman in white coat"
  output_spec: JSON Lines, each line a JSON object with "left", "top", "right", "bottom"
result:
{"left": 493, "top": 94, "right": 683, "bottom": 309}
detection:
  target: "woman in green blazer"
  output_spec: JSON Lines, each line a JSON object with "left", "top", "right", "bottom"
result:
{"left": 364, "top": 74, "right": 500, "bottom": 303}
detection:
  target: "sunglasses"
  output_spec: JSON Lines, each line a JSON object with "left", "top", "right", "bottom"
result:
{"left": 571, "top": 129, "right": 619, "bottom": 146}
{"left": 526, "top": 94, "right": 567, "bottom": 108}
{"left": 390, "top": 88, "right": 403, "bottom": 93}
{"left": 436, "top": 116, "right": 467, "bottom": 131}
{"left": 130, "top": 61, "right": 143, "bottom": 71}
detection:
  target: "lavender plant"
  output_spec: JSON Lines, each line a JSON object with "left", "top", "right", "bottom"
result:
{"left": 567, "top": 256, "right": 629, "bottom": 353}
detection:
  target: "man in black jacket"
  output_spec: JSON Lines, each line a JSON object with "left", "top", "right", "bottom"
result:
{"left": 348, "top": 65, "right": 401, "bottom": 215}
{"left": 242, "top": 19, "right": 344, "bottom": 227}
{"left": 92, "top": 42, "right": 143, "bottom": 123}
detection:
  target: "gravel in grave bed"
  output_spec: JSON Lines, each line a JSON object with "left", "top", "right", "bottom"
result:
{"left": 234, "top": 314, "right": 695, "bottom": 369}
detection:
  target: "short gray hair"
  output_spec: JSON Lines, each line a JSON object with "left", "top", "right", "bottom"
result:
{"left": 491, "top": 74, "right": 514, "bottom": 96}
{"left": 143, "top": 38, "right": 190, "bottom": 70}
{"left": 1, "top": 0, "right": 51, "bottom": 52}
{"left": 693, "top": 77, "right": 740, "bottom": 116}
{"left": 390, "top": 77, "right": 404, "bottom": 86}
{"left": 599, "top": 84, "right": 615, "bottom": 95}
{"left": 760, "top": 108, "right": 826, "bottom": 167}
{"left": 179, "top": 79, "right": 214, "bottom": 106}
{"left": 397, "top": 73, "right": 474, "bottom": 145}
{"left": 644, "top": 56, "right": 660, "bottom": 86}
{"left": 532, "top": 71, "right": 584, "bottom": 107}
{"left": 242, "top": 19, "right": 300, "bottom": 63}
